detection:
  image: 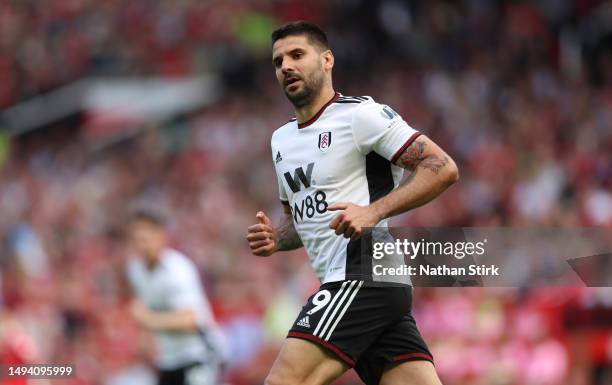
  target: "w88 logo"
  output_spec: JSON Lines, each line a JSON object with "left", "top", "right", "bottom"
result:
{"left": 292, "top": 190, "right": 328, "bottom": 222}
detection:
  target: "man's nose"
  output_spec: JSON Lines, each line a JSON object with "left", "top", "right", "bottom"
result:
{"left": 281, "top": 60, "right": 295, "bottom": 75}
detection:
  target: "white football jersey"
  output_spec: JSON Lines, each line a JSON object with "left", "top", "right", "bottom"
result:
{"left": 271, "top": 93, "right": 421, "bottom": 284}
{"left": 126, "top": 248, "right": 223, "bottom": 370}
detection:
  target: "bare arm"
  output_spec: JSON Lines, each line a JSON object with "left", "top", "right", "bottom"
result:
{"left": 131, "top": 301, "right": 199, "bottom": 332}
{"left": 328, "top": 135, "right": 458, "bottom": 239}
{"left": 276, "top": 204, "right": 303, "bottom": 251}
{"left": 247, "top": 205, "right": 302, "bottom": 256}
{"left": 371, "top": 135, "right": 459, "bottom": 219}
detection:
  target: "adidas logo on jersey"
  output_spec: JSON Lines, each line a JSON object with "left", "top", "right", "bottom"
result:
{"left": 297, "top": 316, "right": 310, "bottom": 328}
{"left": 275, "top": 151, "right": 283, "bottom": 163}
{"left": 380, "top": 105, "right": 399, "bottom": 120}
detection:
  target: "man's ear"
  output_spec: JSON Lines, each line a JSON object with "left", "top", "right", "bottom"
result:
{"left": 322, "top": 50, "right": 334, "bottom": 71}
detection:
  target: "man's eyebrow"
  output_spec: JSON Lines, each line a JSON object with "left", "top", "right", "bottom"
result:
{"left": 272, "top": 48, "right": 305, "bottom": 63}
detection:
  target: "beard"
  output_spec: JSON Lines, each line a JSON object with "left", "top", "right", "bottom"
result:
{"left": 284, "top": 71, "right": 325, "bottom": 108}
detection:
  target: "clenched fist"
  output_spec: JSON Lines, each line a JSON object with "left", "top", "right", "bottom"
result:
{"left": 246, "top": 211, "right": 278, "bottom": 257}
{"left": 328, "top": 202, "right": 382, "bottom": 240}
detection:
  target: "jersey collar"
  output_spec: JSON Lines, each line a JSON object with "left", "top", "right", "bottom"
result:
{"left": 297, "top": 92, "right": 340, "bottom": 129}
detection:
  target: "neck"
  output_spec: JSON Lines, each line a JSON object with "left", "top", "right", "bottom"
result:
{"left": 295, "top": 87, "right": 336, "bottom": 124}
{"left": 144, "top": 250, "right": 162, "bottom": 270}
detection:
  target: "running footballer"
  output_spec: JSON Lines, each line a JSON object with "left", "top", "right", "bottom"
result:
{"left": 247, "top": 21, "right": 458, "bottom": 385}
{"left": 127, "top": 211, "right": 224, "bottom": 385}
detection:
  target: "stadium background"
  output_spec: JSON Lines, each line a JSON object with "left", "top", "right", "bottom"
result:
{"left": 0, "top": 0, "right": 611, "bottom": 384}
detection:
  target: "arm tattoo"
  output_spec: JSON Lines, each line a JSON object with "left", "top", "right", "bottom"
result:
{"left": 277, "top": 213, "right": 302, "bottom": 251}
{"left": 396, "top": 139, "right": 449, "bottom": 174}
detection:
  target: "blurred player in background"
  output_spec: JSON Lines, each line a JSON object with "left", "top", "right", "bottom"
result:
{"left": 247, "top": 21, "right": 459, "bottom": 385}
{"left": 127, "top": 210, "right": 224, "bottom": 385}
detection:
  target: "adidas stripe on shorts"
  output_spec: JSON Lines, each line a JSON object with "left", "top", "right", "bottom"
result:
{"left": 288, "top": 280, "right": 433, "bottom": 385}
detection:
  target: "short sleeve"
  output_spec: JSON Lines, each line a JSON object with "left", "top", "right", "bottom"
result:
{"left": 125, "top": 259, "right": 144, "bottom": 297}
{"left": 276, "top": 171, "right": 288, "bottom": 204}
{"left": 167, "top": 261, "right": 215, "bottom": 327}
{"left": 352, "top": 101, "right": 421, "bottom": 163}
{"left": 271, "top": 141, "right": 289, "bottom": 204}
{"left": 167, "top": 266, "right": 205, "bottom": 311}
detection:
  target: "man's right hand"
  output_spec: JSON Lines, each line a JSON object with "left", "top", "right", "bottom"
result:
{"left": 247, "top": 211, "right": 278, "bottom": 257}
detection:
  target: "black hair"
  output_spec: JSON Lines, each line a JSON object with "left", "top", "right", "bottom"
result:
{"left": 271, "top": 21, "right": 329, "bottom": 50}
{"left": 130, "top": 209, "right": 166, "bottom": 228}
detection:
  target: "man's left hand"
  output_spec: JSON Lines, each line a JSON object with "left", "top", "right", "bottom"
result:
{"left": 328, "top": 203, "right": 382, "bottom": 240}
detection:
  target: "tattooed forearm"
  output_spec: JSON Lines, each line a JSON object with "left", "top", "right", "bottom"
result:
{"left": 277, "top": 213, "right": 302, "bottom": 251}
{"left": 397, "top": 139, "right": 449, "bottom": 174}
{"left": 369, "top": 135, "right": 458, "bottom": 220}
{"left": 419, "top": 155, "right": 449, "bottom": 174}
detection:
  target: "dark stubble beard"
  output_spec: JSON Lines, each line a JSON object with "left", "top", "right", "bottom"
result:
{"left": 284, "top": 70, "right": 325, "bottom": 108}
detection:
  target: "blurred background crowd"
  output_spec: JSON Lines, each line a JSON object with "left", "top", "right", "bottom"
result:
{"left": 0, "top": 0, "right": 611, "bottom": 384}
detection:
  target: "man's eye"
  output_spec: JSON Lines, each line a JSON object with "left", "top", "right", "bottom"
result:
{"left": 293, "top": 52, "right": 302, "bottom": 59}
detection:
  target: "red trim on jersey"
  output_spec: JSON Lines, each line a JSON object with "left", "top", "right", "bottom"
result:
{"left": 287, "top": 331, "right": 355, "bottom": 366}
{"left": 392, "top": 352, "right": 434, "bottom": 362}
{"left": 391, "top": 132, "right": 422, "bottom": 164}
{"left": 297, "top": 92, "right": 340, "bottom": 129}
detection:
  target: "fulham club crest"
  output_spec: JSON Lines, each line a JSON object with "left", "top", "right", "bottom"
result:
{"left": 318, "top": 132, "right": 332, "bottom": 152}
